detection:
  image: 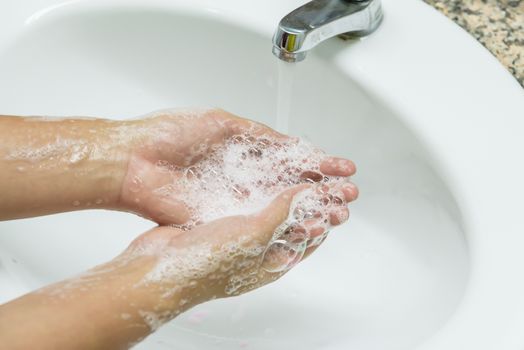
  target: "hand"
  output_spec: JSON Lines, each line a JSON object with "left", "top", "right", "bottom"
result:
{"left": 116, "top": 109, "right": 357, "bottom": 225}
{"left": 105, "top": 181, "right": 357, "bottom": 326}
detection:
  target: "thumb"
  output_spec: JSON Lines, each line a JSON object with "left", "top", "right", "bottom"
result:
{"left": 253, "top": 184, "right": 310, "bottom": 244}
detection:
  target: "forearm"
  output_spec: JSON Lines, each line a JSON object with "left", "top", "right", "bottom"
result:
{"left": 0, "top": 289, "right": 149, "bottom": 350}
{"left": 0, "top": 254, "right": 186, "bottom": 350}
{"left": 0, "top": 115, "right": 131, "bottom": 220}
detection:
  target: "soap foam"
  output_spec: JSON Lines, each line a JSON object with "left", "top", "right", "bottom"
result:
{"left": 157, "top": 134, "right": 342, "bottom": 230}
{"left": 143, "top": 133, "right": 350, "bottom": 282}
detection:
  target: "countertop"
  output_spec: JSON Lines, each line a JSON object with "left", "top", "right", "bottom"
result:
{"left": 424, "top": 0, "right": 524, "bottom": 88}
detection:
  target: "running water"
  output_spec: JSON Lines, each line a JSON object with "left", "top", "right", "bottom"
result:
{"left": 275, "top": 60, "right": 296, "bottom": 134}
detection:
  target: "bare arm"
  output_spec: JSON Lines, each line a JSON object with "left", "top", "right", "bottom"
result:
{"left": 0, "top": 255, "right": 160, "bottom": 350}
{"left": 0, "top": 116, "right": 129, "bottom": 220}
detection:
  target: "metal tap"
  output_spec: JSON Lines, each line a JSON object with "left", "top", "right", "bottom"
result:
{"left": 273, "top": 0, "right": 383, "bottom": 62}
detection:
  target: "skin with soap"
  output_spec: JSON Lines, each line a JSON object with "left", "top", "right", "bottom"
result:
{"left": 0, "top": 109, "right": 358, "bottom": 349}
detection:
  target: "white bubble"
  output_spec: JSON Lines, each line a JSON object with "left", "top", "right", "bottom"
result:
{"left": 167, "top": 136, "right": 334, "bottom": 229}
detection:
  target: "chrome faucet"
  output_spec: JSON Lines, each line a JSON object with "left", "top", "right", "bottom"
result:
{"left": 272, "top": 0, "right": 383, "bottom": 62}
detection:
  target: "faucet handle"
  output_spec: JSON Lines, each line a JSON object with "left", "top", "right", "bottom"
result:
{"left": 338, "top": 0, "right": 383, "bottom": 39}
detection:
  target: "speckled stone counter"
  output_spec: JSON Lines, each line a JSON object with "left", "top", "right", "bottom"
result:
{"left": 423, "top": 0, "right": 524, "bottom": 88}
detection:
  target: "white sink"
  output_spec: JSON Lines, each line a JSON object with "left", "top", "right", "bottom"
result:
{"left": 0, "top": 1, "right": 523, "bottom": 349}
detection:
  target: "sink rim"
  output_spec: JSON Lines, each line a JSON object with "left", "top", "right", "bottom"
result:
{"left": 0, "top": 0, "right": 523, "bottom": 349}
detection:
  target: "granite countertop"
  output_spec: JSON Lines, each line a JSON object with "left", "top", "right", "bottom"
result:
{"left": 423, "top": 0, "right": 524, "bottom": 88}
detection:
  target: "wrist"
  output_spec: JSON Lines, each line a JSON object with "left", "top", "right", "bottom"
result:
{"left": 100, "top": 253, "right": 193, "bottom": 323}
{"left": 64, "top": 119, "right": 133, "bottom": 211}
{"left": 106, "top": 119, "right": 148, "bottom": 213}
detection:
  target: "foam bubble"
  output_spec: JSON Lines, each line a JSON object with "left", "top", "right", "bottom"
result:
{"left": 164, "top": 135, "right": 340, "bottom": 229}
{"left": 139, "top": 310, "right": 167, "bottom": 331}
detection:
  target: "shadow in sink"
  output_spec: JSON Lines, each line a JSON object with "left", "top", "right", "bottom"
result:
{"left": 0, "top": 4, "right": 469, "bottom": 350}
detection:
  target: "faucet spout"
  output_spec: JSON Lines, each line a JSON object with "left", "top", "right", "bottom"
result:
{"left": 272, "top": 0, "right": 383, "bottom": 62}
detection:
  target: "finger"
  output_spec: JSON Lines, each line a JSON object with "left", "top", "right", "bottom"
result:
{"left": 262, "top": 221, "right": 324, "bottom": 271}
{"left": 341, "top": 182, "right": 359, "bottom": 202}
{"left": 309, "top": 226, "right": 326, "bottom": 238}
{"left": 320, "top": 157, "right": 356, "bottom": 177}
{"left": 302, "top": 229, "right": 331, "bottom": 261}
{"left": 254, "top": 184, "right": 309, "bottom": 243}
{"left": 330, "top": 207, "right": 350, "bottom": 226}
{"left": 297, "top": 215, "right": 324, "bottom": 236}
{"left": 145, "top": 198, "right": 191, "bottom": 226}
{"left": 187, "top": 185, "right": 308, "bottom": 249}
{"left": 256, "top": 266, "right": 287, "bottom": 286}
{"left": 301, "top": 243, "right": 322, "bottom": 261}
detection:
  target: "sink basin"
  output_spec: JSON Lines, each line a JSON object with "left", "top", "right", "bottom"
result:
{"left": 0, "top": 1, "right": 523, "bottom": 349}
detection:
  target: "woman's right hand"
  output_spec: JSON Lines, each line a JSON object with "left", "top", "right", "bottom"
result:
{"left": 101, "top": 182, "right": 357, "bottom": 329}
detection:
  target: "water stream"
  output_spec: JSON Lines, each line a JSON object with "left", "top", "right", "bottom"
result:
{"left": 275, "top": 60, "right": 297, "bottom": 134}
